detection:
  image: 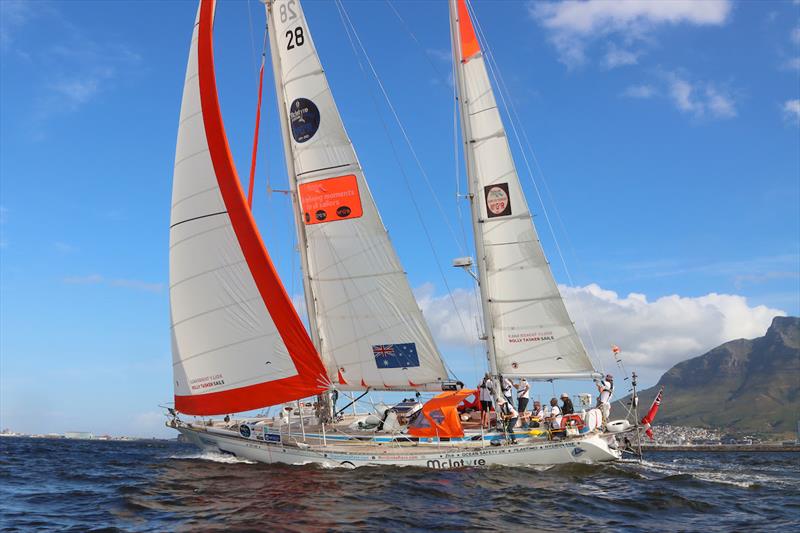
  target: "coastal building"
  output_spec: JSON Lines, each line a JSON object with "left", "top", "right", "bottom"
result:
{"left": 64, "top": 432, "right": 94, "bottom": 440}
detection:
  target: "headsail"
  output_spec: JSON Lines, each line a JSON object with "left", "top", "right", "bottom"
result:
{"left": 266, "top": 0, "right": 449, "bottom": 390}
{"left": 450, "top": 0, "right": 596, "bottom": 379}
{"left": 170, "top": 0, "right": 328, "bottom": 415}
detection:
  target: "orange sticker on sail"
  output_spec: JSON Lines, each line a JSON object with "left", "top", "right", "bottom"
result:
{"left": 299, "top": 174, "right": 363, "bottom": 225}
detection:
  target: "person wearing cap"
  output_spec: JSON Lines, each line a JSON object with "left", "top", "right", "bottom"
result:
{"left": 560, "top": 393, "right": 574, "bottom": 415}
{"left": 596, "top": 374, "right": 614, "bottom": 421}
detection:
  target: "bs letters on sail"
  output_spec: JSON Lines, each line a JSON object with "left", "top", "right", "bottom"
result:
{"left": 299, "top": 175, "right": 364, "bottom": 225}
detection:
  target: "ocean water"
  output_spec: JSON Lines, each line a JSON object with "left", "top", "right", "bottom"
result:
{"left": 1, "top": 437, "right": 798, "bottom": 532}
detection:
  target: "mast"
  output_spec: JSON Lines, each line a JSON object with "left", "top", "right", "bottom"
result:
{"left": 448, "top": 0, "right": 498, "bottom": 379}
{"left": 263, "top": 0, "right": 449, "bottom": 392}
{"left": 265, "top": 0, "right": 332, "bottom": 420}
{"left": 265, "top": 0, "right": 321, "bottom": 353}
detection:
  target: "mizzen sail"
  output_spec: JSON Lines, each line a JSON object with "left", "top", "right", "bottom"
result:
{"left": 266, "top": 0, "right": 448, "bottom": 390}
{"left": 450, "top": 0, "right": 596, "bottom": 379}
{"left": 169, "top": 0, "right": 328, "bottom": 415}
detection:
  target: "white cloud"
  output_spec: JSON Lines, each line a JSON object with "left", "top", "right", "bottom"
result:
{"left": 783, "top": 99, "right": 800, "bottom": 124}
{"left": 560, "top": 284, "right": 785, "bottom": 384}
{"left": 53, "top": 241, "right": 77, "bottom": 253}
{"left": 622, "top": 84, "right": 656, "bottom": 99}
{"left": 780, "top": 57, "right": 800, "bottom": 72}
{"left": 63, "top": 274, "right": 163, "bottom": 293}
{"left": 603, "top": 44, "right": 639, "bottom": 68}
{"left": 0, "top": 0, "right": 37, "bottom": 51}
{"left": 415, "top": 283, "right": 481, "bottom": 347}
{"left": 665, "top": 72, "right": 737, "bottom": 119}
{"left": 63, "top": 274, "right": 104, "bottom": 285}
{"left": 705, "top": 86, "right": 736, "bottom": 118}
{"left": 416, "top": 282, "right": 785, "bottom": 386}
{"left": 530, "top": 0, "right": 732, "bottom": 67}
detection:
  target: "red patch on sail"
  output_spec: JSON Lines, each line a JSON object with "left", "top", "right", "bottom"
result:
{"left": 458, "top": 0, "right": 480, "bottom": 61}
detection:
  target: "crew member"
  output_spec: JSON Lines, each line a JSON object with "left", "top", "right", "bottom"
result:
{"left": 596, "top": 374, "right": 614, "bottom": 421}
{"left": 478, "top": 373, "right": 494, "bottom": 429}
{"left": 501, "top": 375, "right": 513, "bottom": 405}
{"left": 515, "top": 378, "right": 530, "bottom": 415}
{"left": 497, "top": 398, "right": 518, "bottom": 444}
{"left": 547, "top": 397, "right": 562, "bottom": 431}
{"left": 560, "top": 393, "right": 574, "bottom": 415}
{"left": 530, "top": 400, "right": 544, "bottom": 428}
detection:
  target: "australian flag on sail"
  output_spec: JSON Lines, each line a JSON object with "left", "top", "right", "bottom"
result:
{"left": 372, "top": 343, "right": 420, "bottom": 369}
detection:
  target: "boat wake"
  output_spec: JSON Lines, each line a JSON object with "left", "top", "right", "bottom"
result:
{"left": 633, "top": 458, "right": 771, "bottom": 489}
{"left": 168, "top": 451, "right": 256, "bottom": 465}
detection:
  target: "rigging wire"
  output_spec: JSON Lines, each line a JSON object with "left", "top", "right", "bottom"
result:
{"left": 334, "top": 0, "right": 473, "bottom": 380}
{"left": 465, "top": 0, "right": 606, "bottom": 374}
{"left": 387, "top": 0, "right": 484, "bottom": 381}
{"left": 335, "top": 0, "right": 465, "bottom": 257}
{"left": 246, "top": 0, "right": 259, "bottom": 79}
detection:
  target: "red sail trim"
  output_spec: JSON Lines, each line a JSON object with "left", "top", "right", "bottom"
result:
{"left": 176, "top": 0, "right": 328, "bottom": 416}
{"left": 337, "top": 369, "right": 348, "bottom": 385}
{"left": 457, "top": 0, "right": 480, "bottom": 62}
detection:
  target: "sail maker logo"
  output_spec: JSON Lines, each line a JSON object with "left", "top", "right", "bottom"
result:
{"left": 484, "top": 183, "right": 511, "bottom": 218}
{"left": 508, "top": 331, "right": 555, "bottom": 344}
{"left": 190, "top": 373, "right": 225, "bottom": 391}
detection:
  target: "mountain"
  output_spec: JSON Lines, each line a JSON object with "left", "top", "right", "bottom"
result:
{"left": 615, "top": 316, "right": 800, "bottom": 436}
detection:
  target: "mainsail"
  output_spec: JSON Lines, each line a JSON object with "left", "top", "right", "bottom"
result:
{"left": 266, "top": 0, "right": 449, "bottom": 390}
{"left": 449, "top": 0, "right": 596, "bottom": 379}
{"left": 169, "top": 0, "right": 329, "bottom": 415}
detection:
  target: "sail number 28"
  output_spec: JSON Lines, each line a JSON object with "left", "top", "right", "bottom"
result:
{"left": 286, "top": 27, "right": 305, "bottom": 50}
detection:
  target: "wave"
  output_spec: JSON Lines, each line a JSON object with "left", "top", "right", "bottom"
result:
{"left": 167, "top": 451, "right": 256, "bottom": 464}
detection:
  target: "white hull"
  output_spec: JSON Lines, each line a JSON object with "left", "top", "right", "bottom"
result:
{"left": 175, "top": 425, "right": 621, "bottom": 469}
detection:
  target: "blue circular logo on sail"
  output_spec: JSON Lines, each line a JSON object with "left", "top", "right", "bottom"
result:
{"left": 289, "top": 98, "right": 320, "bottom": 143}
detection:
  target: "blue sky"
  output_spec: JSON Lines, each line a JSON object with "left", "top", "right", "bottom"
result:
{"left": 1, "top": 0, "right": 798, "bottom": 437}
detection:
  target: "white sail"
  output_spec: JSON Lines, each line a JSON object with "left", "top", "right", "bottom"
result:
{"left": 170, "top": 0, "right": 327, "bottom": 415}
{"left": 450, "top": 0, "right": 596, "bottom": 379}
{"left": 266, "top": 0, "right": 448, "bottom": 390}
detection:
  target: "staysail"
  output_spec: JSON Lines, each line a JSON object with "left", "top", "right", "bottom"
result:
{"left": 450, "top": 0, "right": 596, "bottom": 379}
{"left": 266, "top": 0, "right": 449, "bottom": 390}
{"left": 169, "top": 0, "right": 329, "bottom": 415}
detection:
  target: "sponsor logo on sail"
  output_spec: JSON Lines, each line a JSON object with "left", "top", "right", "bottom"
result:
{"left": 299, "top": 175, "right": 363, "bottom": 225}
{"left": 289, "top": 97, "right": 321, "bottom": 143}
{"left": 484, "top": 183, "right": 511, "bottom": 218}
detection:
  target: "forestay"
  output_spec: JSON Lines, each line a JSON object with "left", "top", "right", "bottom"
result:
{"left": 450, "top": 0, "right": 596, "bottom": 379}
{"left": 169, "top": 0, "right": 328, "bottom": 416}
{"left": 267, "top": 0, "right": 448, "bottom": 390}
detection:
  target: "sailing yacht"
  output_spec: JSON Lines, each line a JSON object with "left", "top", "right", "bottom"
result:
{"left": 167, "top": 0, "right": 623, "bottom": 467}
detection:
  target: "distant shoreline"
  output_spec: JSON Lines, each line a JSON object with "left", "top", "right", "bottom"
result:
{"left": 642, "top": 444, "right": 800, "bottom": 452}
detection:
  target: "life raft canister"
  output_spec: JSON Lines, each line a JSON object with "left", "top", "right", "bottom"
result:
{"left": 605, "top": 419, "right": 632, "bottom": 433}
